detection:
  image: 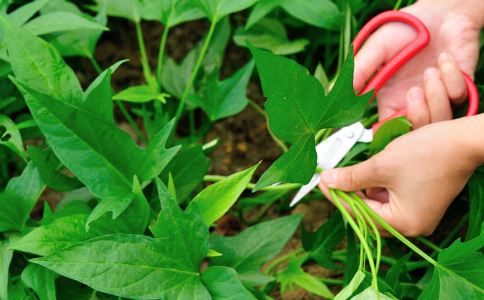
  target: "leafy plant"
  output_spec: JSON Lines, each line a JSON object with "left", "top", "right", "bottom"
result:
{"left": 0, "top": 0, "right": 482, "bottom": 299}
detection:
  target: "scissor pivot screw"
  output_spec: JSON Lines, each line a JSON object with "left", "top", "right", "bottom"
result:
{"left": 345, "top": 131, "right": 355, "bottom": 138}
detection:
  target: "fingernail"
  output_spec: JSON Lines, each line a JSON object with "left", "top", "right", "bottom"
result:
{"left": 439, "top": 52, "right": 451, "bottom": 64}
{"left": 424, "top": 68, "right": 439, "bottom": 81}
{"left": 321, "top": 170, "right": 337, "bottom": 188}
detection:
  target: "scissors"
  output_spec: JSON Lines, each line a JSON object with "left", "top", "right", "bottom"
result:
{"left": 289, "top": 10, "right": 480, "bottom": 207}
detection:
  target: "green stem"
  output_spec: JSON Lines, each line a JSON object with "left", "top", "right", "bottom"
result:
{"left": 117, "top": 102, "right": 147, "bottom": 145}
{"left": 436, "top": 213, "right": 468, "bottom": 254}
{"left": 203, "top": 175, "right": 299, "bottom": 192}
{"left": 175, "top": 18, "right": 218, "bottom": 125}
{"left": 264, "top": 248, "right": 305, "bottom": 274}
{"left": 156, "top": 23, "right": 171, "bottom": 84}
{"left": 316, "top": 277, "right": 344, "bottom": 286}
{"left": 88, "top": 55, "right": 102, "bottom": 74}
{"left": 362, "top": 114, "right": 379, "bottom": 127}
{"left": 353, "top": 197, "right": 382, "bottom": 271}
{"left": 330, "top": 190, "right": 379, "bottom": 293}
{"left": 351, "top": 193, "right": 437, "bottom": 265}
{"left": 248, "top": 99, "right": 266, "bottom": 117}
{"left": 344, "top": 191, "right": 367, "bottom": 270}
{"left": 393, "top": 0, "right": 404, "bottom": 10}
{"left": 333, "top": 253, "right": 429, "bottom": 271}
{"left": 135, "top": 21, "right": 154, "bottom": 86}
{"left": 416, "top": 237, "right": 442, "bottom": 253}
{"left": 341, "top": 191, "right": 379, "bottom": 292}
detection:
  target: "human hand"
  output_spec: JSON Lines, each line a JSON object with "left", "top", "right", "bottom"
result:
{"left": 319, "top": 117, "right": 481, "bottom": 236}
{"left": 354, "top": 0, "right": 482, "bottom": 128}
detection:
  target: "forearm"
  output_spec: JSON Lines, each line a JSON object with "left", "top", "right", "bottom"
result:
{"left": 419, "top": 0, "right": 484, "bottom": 27}
{"left": 460, "top": 114, "right": 484, "bottom": 166}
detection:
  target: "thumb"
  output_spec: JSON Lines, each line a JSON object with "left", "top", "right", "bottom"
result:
{"left": 321, "top": 159, "right": 381, "bottom": 191}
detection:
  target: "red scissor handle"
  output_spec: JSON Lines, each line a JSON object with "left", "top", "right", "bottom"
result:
{"left": 352, "top": 11, "right": 480, "bottom": 132}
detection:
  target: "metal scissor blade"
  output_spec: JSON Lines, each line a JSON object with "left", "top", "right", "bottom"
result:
{"left": 289, "top": 174, "right": 320, "bottom": 207}
{"left": 290, "top": 122, "right": 372, "bottom": 207}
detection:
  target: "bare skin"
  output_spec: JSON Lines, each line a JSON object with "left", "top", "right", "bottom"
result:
{"left": 320, "top": 0, "right": 484, "bottom": 237}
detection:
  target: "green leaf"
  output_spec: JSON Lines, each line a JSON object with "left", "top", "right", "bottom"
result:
{"left": 6, "top": 0, "right": 49, "bottom": 27}
{"left": 254, "top": 135, "right": 315, "bottom": 191}
{"left": 32, "top": 234, "right": 211, "bottom": 299}
{"left": 353, "top": 287, "right": 394, "bottom": 300}
{"left": 0, "top": 241, "right": 13, "bottom": 300}
{"left": 13, "top": 191, "right": 150, "bottom": 256}
{"left": 162, "top": 49, "right": 198, "bottom": 99}
{"left": 249, "top": 44, "right": 370, "bottom": 188}
{"left": 201, "top": 266, "right": 256, "bottom": 300}
{"left": 206, "top": 249, "right": 222, "bottom": 257}
{"left": 369, "top": 117, "right": 412, "bottom": 153}
{"left": 13, "top": 80, "right": 176, "bottom": 223}
{"left": 0, "top": 114, "right": 26, "bottom": 160}
{"left": 384, "top": 253, "right": 412, "bottom": 298}
{"left": 28, "top": 146, "right": 83, "bottom": 192}
{"left": 45, "top": 5, "right": 107, "bottom": 59}
{"left": 87, "top": 176, "right": 151, "bottom": 230}
{"left": 249, "top": 45, "right": 322, "bottom": 141}
{"left": 211, "top": 214, "right": 303, "bottom": 286}
{"left": 246, "top": 0, "right": 281, "bottom": 29}
{"left": 194, "top": 0, "right": 256, "bottom": 21}
{"left": 94, "top": 0, "right": 143, "bottom": 22}
{"left": 160, "top": 17, "right": 230, "bottom": 98}
{"left": 2, "top": 17, "right": 83, "bottom": 102}
{"left": 21, "top": 264, "right": 57, "bottom": 300}
{"left": 467, "top": 167, "right": 484, "bottom": 240}
{"left": 149, "top": 179, "right": 210, "bottom": 269}
{"left": 278, "top": 257, "right": 334, "bottom": 299}
{"left": 302, "top": 212, "right": 345, "bottom": 269}
{"left": 4, "top": 23, "right": 178, "bottom": 221}
{"left": 113, "top": 84, "right": 169, "bottom": 103}
{"left": 280, "top": 0, "right": 341, "bottom": 30}
{"left": 161, "top": 144, "right": 211, "bottom": 201}
{"left": 189, "top": 164, "right": 258, "bottom": 226}
{"left": 419, "top": 234, "right": 484, "bottom": 299}
{"left": 0, "top": 162, "right": 44, "bottom": 232}
{"left": 141, "top": 0, "right": 204, "bottom": 27}
{"left": 234, "top": 18, "right": 309, "bottom": 55}
{"left": 196, "top": 60, "right": 254, "bottom": 121}
{"left": 314, "top": 63, "right": 330, "bottom": 92}
{"left": 23, "top": 12, "right": 107, "bottom": 36}
{"left": 247, "top": 0, "right": 341, "bottom": 30}
{"left": 83, "top": 62, "right": 123, "bottom": 124}
{"left": 335, "top": 270, "right": 365, "bottom": 300}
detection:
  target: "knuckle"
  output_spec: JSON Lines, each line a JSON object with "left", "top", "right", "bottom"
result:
{"left": 449, "top": 84, "right": 467, "bottom": 101}
{"left": 370, "top": 157, "right": 389, "bottom": 179}
{"left": 399, "top": 220, "right": 436, "bottom": 237}
{"left": 340, "top": 169, "right": 357, "bottom": 190}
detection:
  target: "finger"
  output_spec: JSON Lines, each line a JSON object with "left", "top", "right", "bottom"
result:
{"left": 423, "top": 68, "right": 453, "bottom": 122}
{"left": 438, "top": 52, "right": 467, "bottom": 104}
{"left": 354, "top": 34, "right": 387, "bottom": 92}
{"left": 406, "top": 87, "right": 430, "bottom": 129}
{"left": 320, "top": 158, "right": 384, "bottom": 191}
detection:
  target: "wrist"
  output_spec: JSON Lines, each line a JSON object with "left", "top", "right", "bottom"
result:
{"left": 458, "top": 114, "right": 484, "bottom": 167}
